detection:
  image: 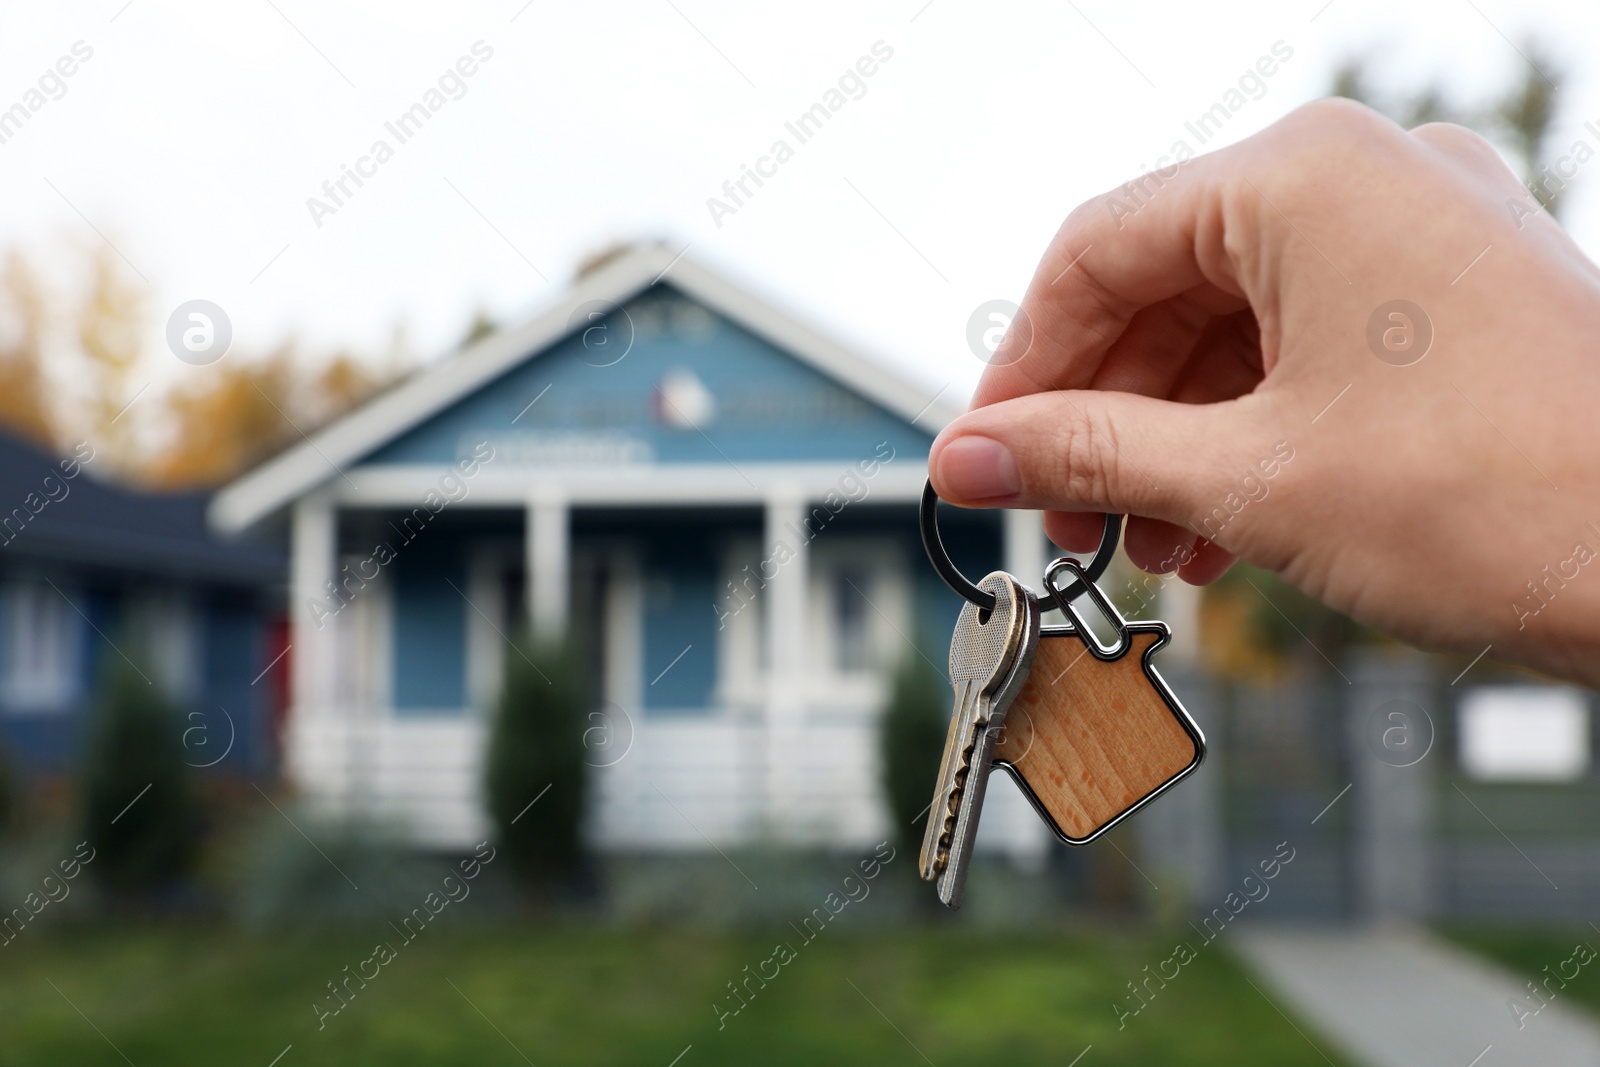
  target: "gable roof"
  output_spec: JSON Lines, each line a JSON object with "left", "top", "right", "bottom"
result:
{"left": 210, "top": 242, "right": 959, "bottom": 534}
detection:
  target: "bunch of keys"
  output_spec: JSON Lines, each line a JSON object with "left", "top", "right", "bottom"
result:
{"left": 917, "top": 481, "right": 1206, "bottom": 908}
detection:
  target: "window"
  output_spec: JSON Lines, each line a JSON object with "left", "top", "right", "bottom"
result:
{"left": 715, "top": 539, "right": 767, "bottom": 708}
{"left": 391, "top": 553, "right": 466, "bottom": 714}
{"left": 1459, "top": 686, "right": 1590, "bottom": 781}
{"left": 0, "top": 579, "right": 81, "bottom": 712}
{"left": 333, "top": 553, "right": 391, "bottom": 711}
{"left": 128, "top": 594, "right": 198, "bottom": 704}
{"left": 641, "top": 560, "right": 718, "bottom": 712}
{"left": 715, "top": 539, "right": 907, "bottom": 710}
{"left": 807, "top": 541, "right": 907, "bottom": 707}
{"left": 464, "top": 544, "right": 523, "bottom": 714}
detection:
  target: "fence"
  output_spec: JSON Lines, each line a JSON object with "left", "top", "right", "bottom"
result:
{"left": 1136, "top": 650, "right": 1600, "bottom": 924}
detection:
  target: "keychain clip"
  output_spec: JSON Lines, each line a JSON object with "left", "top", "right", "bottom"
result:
{"left": 1045, "top": 556, "right": 1131, "bottom": 660}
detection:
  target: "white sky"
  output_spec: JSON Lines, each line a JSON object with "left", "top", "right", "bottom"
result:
{"left": 0, "top": 0, "right": 1595, "bottom": 406}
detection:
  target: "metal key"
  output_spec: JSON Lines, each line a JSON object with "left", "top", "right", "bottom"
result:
{"left": 918, "top": 571, "right": 1040, "bottom": 908}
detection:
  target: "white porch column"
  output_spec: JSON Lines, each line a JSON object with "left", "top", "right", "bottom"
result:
{"left": 526, "top": 487, "right": 570, "bottom": 642}
{"left": 291, "top": 492, "right": 336, "bottom": 712}
{"left": 764, "top": 485, "right": 809, "bottom": 839}
{"left": 984, "top": 508, "right": 1050, "bottom": 869}
{"left": 1003, "top": 508, "right": 1049, "bottom": 601}
{"left": 1158, "top": 579, "right": 1203, "bottom": 662}
{"left": 289, "top": 492, "right": 337, "bottom": 796}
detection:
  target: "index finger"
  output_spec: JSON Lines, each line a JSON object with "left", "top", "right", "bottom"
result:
{"left": 972, "top": 149, "right": 1245, "bottom": 409}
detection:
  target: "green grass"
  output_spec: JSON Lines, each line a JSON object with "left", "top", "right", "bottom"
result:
{"left": 1444, "top": 926, "right": 1600, "bottom": 1016}
{"left": 0, "top": 922, "right": 1350, "bottom": 1066}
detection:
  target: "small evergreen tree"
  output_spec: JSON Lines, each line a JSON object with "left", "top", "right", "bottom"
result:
{"left": 485, "top": 640, "right": 588, "bottom": 889}
{"left": 80, "top": 659, "right": 200, "bottom": 894}
{"left": 880, "top": 656, "right": 950, "bottom": 862}
{"left": 0, "top": 740, "right": 17, "bottom": 837}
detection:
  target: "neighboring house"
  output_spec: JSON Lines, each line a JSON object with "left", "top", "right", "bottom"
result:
{"left": 0, "top": 431, "right": 285, "bottom": 777}
{"left": 211, "top": 242, "right": 1056, "bottom": 856}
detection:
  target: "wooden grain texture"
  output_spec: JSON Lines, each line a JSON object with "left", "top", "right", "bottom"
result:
{"left": 993, "top": 626, "right": 1198, "bottom": 842}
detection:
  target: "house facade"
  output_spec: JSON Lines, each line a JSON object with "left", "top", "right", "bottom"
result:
{"left": 212, "top": 243, "right": 1056, "bottom": 858}
{"left": 201, "top": 243, "right": 1600, "bottom": 925}
{"left": 0, "top": 432, "right": 284, "bottom": 778}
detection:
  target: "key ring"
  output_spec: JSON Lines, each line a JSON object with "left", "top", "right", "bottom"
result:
{"left": 919, "top": 478, "right": 1121, "bottom": 614}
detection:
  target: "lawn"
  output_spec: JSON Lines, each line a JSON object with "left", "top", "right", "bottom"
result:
{"left": 1444, "top": 926, "right": 1600, "bottom": 1018}
{"left": 0, "top": 921, "right": 1348, "bottom": 1066}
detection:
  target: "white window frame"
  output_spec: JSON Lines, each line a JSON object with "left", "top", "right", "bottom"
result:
{"left": 807, "top": 539, "right": 908, "bottom": 710}
{"left": 714, "top": 537, "right": 767, "bottom": 710}
{"left": 0, "top": 577, "right": 83, "bottom": 713}
{"left": 601, "top": 544, "right": 644, "bottom": 713}
{"left": 332, "top": 552, "right": 392, "bottom": 713}
{"left": 715, "top": 537, "right": 910, "bottom": 712}
{"left": 128, "top": 591, "right": 199, "bottom": 705}
{"left": 465, "top": 539, "right": 522, "bottom": 715}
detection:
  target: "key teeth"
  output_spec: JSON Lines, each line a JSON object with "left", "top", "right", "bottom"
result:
{"left": 935, "top": 724, "right": 997, "bottom": 910}
{"left": 919, "top": 705, "right": 970, "bottom": 881}
{"left": 929, "top": 720, "right": 984, "bottom": 882}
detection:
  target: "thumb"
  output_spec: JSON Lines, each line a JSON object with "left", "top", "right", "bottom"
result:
{"left": 929, "top": 389, "right": 1268, "bottom": 534}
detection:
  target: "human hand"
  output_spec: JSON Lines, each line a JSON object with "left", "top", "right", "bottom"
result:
{"left": 929, "top": 98, "right": 1600, "bottom": 686}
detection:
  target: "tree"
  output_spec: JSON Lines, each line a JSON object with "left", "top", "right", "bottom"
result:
{"left": 80, "top": 658, "right": 201, "bottom": 895}
{"left": 1332, "top": 43, "right": 1566, "bottom": 213}
{"left": 304, "top": 350, "right": 384, "bottom": 427}
{"left": 149, "top": 343, "right": 409, "bottom": 488}
{"left": 0, "top": 252, "right": 54, "bottom": 448}
{"left": 459, "top": 309, "right": 497, "bottom": 347}
{"left": 147, "top": 345, "right": 299, "bottom": 488}
{"left": 0, "top": 239, "right": 442, "bottom": 487}
{"left": 77, "top": 246, "right": 145, "bottom": 474}
{"left": 1496, "top": 49, "right": 1565, "bottom": 214}
{"left": 879, "top": 656, "right": 950, "bottom": 863}
{"left": 484, "top": 640, "right": 588, "bottom": 890}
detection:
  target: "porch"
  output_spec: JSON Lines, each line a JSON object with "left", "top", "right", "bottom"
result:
{"left": 283, "top": 461, "right": 1056, "bottom": 857}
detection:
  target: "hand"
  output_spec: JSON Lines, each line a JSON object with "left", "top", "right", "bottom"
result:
{"left": 929, "top": 98, "right": 1600, "bottom": 686}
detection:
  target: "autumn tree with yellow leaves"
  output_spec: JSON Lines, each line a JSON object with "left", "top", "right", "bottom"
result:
{"left": 0, "top": 252, "right": 53, "bottom": 448}
{"left": 147, "top": 347, "right": 390, "bottom": 488}
{"left": 77, "top": 248, "right": 145, "bottom": 470}
{"left": 0, "top": 243, "right": 413, "bottom": 489}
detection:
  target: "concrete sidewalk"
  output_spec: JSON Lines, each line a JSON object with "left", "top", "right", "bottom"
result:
{"left": 1233, "top": 926, "right": 1600, "bottom": 1067}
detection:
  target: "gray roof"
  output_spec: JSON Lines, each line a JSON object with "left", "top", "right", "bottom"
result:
{"left": 0, "top": 432, "right": 283, "bottom": 589}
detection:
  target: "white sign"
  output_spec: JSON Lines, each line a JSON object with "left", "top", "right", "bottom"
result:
{"left": 1459, "top": 686, "right": 1591, "bottom": 782}
{"left": 471, "top": 432, "right": 653, "bottom": 467}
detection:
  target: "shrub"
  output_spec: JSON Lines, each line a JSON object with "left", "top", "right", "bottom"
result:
{"left": 79, "top": 658, "right": 201, "bottom": 894}
{"left": 880, "top": 655, "right": 950, "bottom": 862}
{"left": 484, "top": 640, "right": 587, "bottom": 889}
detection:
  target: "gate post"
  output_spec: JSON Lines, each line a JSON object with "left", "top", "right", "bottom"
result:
{"left": 1348, "top": 648, "right": 1437, "bottom": 921}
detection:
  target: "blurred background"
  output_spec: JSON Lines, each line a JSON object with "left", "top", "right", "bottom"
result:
{"left": 0, "top": 1, "right": 1596, "bottom": 1064}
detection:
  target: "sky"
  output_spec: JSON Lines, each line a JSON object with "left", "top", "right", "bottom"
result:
{"left": 0, "top": 0, "right": 1595, "bottom": 406}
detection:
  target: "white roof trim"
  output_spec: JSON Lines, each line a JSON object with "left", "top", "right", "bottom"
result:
{"left": 209, "top": 242, "right": 960, "bottom": 533}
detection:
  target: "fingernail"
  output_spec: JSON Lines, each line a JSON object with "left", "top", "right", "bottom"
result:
{"left": 936, "top": 435, "right": 1020, "bottom": 501}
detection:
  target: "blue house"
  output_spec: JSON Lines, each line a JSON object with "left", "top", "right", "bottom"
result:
{"left": 211, "top": 243, "right": 1055, "bottom": 855}
{"left": 0, "top": 431, "right": 284, "bottom": 778}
